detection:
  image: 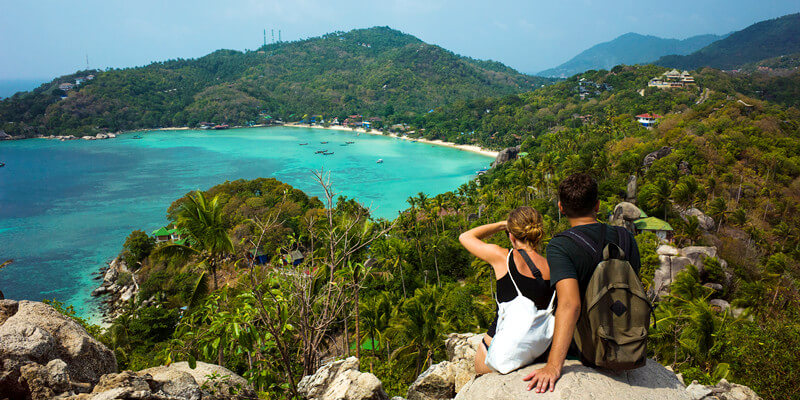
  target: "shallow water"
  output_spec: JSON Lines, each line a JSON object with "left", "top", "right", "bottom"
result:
{"left": 0, "top": 126, "right": 491, "bottom": 320}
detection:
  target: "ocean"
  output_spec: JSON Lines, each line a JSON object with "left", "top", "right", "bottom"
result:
{"left": 0, "top": 126, "right": 492, "bottom": 320}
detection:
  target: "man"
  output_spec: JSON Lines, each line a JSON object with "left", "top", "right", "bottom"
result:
{"left": 523, "top": 173, "right": 641, "bottom": 393}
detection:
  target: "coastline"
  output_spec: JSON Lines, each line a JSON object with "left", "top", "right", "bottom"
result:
{"left": 5, "top": 124, "right": 500, "bottom": 159}
{"left": 284, "top": 123, "right": 500, "bottom": 158}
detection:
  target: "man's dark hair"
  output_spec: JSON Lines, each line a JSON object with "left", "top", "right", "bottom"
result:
{"left": 558, "top": 173, "right": 598, "bottom": 218}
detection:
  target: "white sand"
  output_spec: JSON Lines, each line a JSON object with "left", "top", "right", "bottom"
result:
{"left": 284, "top": 123, "right": 499, "bottom": 158}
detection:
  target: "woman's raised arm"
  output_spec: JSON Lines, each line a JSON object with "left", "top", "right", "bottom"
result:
{"left": 459, "top": 221, "right": 508, "bottom": 273}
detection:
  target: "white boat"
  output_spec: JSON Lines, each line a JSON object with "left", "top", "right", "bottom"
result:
{"left": 376, "top": 159, "right": 383, "bottom": 164}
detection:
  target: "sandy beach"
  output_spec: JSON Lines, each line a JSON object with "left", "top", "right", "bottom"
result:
{"left": 285, "top": 123, "right": 499, "bottom": 158}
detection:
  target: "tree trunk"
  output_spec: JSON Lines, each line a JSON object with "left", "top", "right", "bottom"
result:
{"left": 355, "top": 287, "right": 361, "bottom": 360}
{"left": 433, "top": 252, "right": 441, "bottom": 287}
{"left": 344, "top": 313, "right": 350, "bottom": 356}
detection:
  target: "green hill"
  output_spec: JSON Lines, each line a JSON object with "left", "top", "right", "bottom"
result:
{"left": 0, "top": 26, "right": 552, "bottom": 138}
{"left": 538, "top": 32, "right": 723, "bottom": 78}
{"left": 656, "top": 13, "right": 800, "bottom": 70}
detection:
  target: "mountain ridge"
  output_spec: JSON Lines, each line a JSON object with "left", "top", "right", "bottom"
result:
{"left": 655, "top": 13, "right": 800, "bottom": 70}
{"left": 538, "top": 32, "right": 724, "bottom": 77}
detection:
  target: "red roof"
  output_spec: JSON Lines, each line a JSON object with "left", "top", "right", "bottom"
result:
{"left": 636, "top": 113, "right": 663, "bottom": 119}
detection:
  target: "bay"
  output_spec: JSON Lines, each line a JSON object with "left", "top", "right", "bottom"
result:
{"left": 0, "top": 126, "right": 492, "bottom": 320}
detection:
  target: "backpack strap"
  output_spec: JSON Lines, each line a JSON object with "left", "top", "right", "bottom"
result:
{"left": 556, "top": 225, "right": 607, "bottom": 265}
{"left": 615, "top": 226, "right": 632, "bottom": 259}
{"left": 515, "top": 249, "right": 543, "bottom": 280}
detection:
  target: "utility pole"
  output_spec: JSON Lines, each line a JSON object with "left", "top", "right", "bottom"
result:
{"left": 263, "top": 29, "right": 266, "bottom": 47}
{"left": 278, "top": 30, "right": 281, "bottom": 42}
{"left": 271, "top": 29, "right": 275, "bottom": 43}
{"left": 85, "top": 53, "right": 89, "bottom": 70}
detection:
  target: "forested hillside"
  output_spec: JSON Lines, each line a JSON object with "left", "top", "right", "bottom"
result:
{"left": 68, "top": 63, "right": 800, "bottom": 399}
{"left": 0, "top": 27, "right": 551, "bottom": 138}
{"left": 539, "top": 32, "right": 723, "bottom": 78}
{"left": 656, "top": 13, "right": 800, "bottom": 70}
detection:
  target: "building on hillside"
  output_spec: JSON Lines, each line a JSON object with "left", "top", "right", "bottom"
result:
{"left": 636, "top": 113, "right": 663, "bottom": 127}
{"left": 152, "top": 226, "right": 190, "bottom": 244}
{"left": 332, "top": 117, "right": 340, "bottom": 125}
{"left": 152, "top": 227, "right": 173, "bottom": 243}
{"left": 634, "top": 217, "right": 674, "bottom": 241}
{"left": 75, "top": 77, "right": 85, "bottom": 85}
{"left": 58, "top": 83, "right": 75, "bottom": 91}
{"left": 648, "top": 69, "right": 695, "bottom": 89}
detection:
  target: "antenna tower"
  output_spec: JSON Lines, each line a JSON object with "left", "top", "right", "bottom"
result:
{"left": 85, "top": 54, "right": 89, "bottom": 70}
{"left": 263, "top": 29, "right": 266, "bottom": 47}
{"left": 271, "top": 29, "right": 275, "bottom": 43}
{"left": 278, "top": 30, "right": 281, "bottom": 42}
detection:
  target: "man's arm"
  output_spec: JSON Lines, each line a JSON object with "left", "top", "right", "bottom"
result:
{"left": 523, "top": 278, "right": 580, "bottom": 393}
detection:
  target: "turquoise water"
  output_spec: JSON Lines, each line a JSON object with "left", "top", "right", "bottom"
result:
{"left": 0, "top": 126, "right": 491, "bottom": 320}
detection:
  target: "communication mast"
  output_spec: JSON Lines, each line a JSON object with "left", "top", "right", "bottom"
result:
{"left": 85, "top": 54, "right": 89, "bottom": 70}
{"left": 271, "top": 29, "right": 275, "bottom": 43}
{"left": 263, "top": 29, "right": 267, "bottom": 47}
{"left": 278, "top": 30, "right": 281, "bottom": 42}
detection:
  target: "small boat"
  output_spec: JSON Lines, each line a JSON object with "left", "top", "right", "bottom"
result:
{"left": 320, "top": 141, "right": 328, "bottom": 144}
{"left": 323, "top": 151, "right": 334, "bottom": 155}
{"left": 132, "top": 135, "right": 143, "bottom": 139}
{"left": 345, "top": 141, "right": 355, "bottom": 144}
{"left": 299, "top": 142, "right": 309, "bottom": 145}
{"left": 376, "top": 159, "right": 383, "bottom": 164}
{"left": 0, "top": 162, "right": 5, "bottom": 168}
{"left": 315, "top": 150, "right": 327, "bottom": 154}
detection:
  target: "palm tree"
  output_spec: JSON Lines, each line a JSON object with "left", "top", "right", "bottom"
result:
{"left": 646, "top": 179, "right": 673, "bottom": 220}
{"left": 388, "top": 286, "right": 450, "bottom": 376}
{"left": 708, "top": 197, "right": 728, "bottom": 233}
{"left": 155, "top": 191, "right": 234, "bottom": 290}
{"left": 359, "top": 292, "right": 393, "bottom": 357}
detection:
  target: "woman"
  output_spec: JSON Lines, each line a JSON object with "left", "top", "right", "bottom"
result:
{"left": 458, "top": 206, "right": 553, "bottom": 374}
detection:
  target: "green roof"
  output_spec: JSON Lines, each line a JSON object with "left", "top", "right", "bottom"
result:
{"left": 152, "top": 227, "right": 171, "bottom": 236}
{"left": 634, "top": 217, "right": 673, "bottom": 231}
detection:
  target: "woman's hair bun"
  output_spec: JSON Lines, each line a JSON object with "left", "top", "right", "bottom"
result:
{"left": 506, "top": 206, "right": 544, "bottom": 247}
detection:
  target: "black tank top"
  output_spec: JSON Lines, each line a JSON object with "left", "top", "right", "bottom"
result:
{"left": 496, "top": 249, "right": 553, "bottom": 309}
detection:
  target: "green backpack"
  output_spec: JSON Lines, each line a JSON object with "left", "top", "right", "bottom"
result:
{"left": 557, "top": 225, "right": 652, "bottom": 371}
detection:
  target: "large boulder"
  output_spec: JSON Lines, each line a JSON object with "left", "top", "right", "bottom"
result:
{"left": 610, "top": 202, "right": 644, "bottom": 230}
{"left": 680, "top": 208, "right": 715, "bottom": 231}
{"left": 298, "top": 356, "right": 388, "bottom": 400}
{"left": 165, "top": 361, "right": 255, "bottom": 399}
{"left": 643, "top": 146, "right": 674, "bottom": 169}
{"left": 626, "top": 175, "right": 638, "bottom": 202}
{"left": 445, "top": 333, "right": 482, "bottom": 392}
{"left": 679, "top": 247, "right": 718, "bottom": 273}
{"left": 407, "top": 361, "right": 454, "bottom": 400}
{"left": 653, "top": 256, "right": 694, "bottom": 297}
{"left": 491, "top": 146, "right": 520, "bottom": 168}
{"left": 0, "top": 300, "right": 117, "bottom": 398}
{"left": 455, "top": 359, "right": 691, "bottom": 400}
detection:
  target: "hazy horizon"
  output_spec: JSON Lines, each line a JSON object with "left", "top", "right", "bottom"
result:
{"left": 1, "top": 1, "right": 798, "bottom": 82}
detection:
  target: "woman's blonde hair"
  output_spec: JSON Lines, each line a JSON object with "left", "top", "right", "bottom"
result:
{"left": 506, "top": 206, "right": 544, "bottom": 248}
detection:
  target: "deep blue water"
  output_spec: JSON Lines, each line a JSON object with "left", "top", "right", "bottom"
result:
{"left": 0, "top": 127, "right": 491, "bottom": 320}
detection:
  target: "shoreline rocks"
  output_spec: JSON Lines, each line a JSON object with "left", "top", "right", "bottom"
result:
{"left": 92, "top": 257, "right": 138, "bottom": 323}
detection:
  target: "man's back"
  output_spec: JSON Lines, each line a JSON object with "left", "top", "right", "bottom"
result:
{"left": 546, "top": 222, "right": 641, "bottom": 293}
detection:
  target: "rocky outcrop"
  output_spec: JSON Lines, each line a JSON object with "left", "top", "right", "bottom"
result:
{"left": 0, "top": 300, "right": 250, "bottom": 400}
{"left": 490, "top": 146, "right": 520, "bottom": 168}
{"left": 609, "top": 201, "right": 645, "bottom": 231}
{"left": 686, "top": 379, "right": 762, "bottom": 400}
{"left": 627, "top": 175, "right": 638, "bottom": 202}
{"left": 653, "top": 245, "right": 727, "bottom": 298}
{"left": 643, "top": 146, "right": 674, "bottom": 169}
{"left": 92, "top": 257, "right": 138, "bottom": 322}
{"left": 456, "top": 359, "right": 691, "bottom": 400}
{"left": 298, "top": 356, "right": 388, "bottom": 400}
{"left": 680, "top": 208, "right": 715, "bottom": 231}
{"left": 407, "top": 361, "right": 455, "bottom": 400}
{"left": 0, "top": 299, "right": 117, "bottom": 398}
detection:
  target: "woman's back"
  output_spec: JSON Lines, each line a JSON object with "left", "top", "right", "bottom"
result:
{"left": 495, "top": 250, "right": 552, "bottom": 309}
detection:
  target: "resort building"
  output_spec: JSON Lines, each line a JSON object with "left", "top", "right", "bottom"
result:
{"left": 633, "top": 217, "right": 674, "bottom": 241}
{"left": 648, "top": 69, "right": 695, "bottom": 89}
{"left": 636, "top": 113, "right": 663, "bottom": 127}
{"left": 58, "top": 83, "right": 75, "bottom": 91}
{"left": 152, "top": 226, "right": 189, "bottom": 245}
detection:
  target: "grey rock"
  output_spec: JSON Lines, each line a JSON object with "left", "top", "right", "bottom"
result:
{"left": 657, "top": 245, "right": 680, "bottom": 256}
{"left": 703, "top": 283, "right": 724, "bottom": 292}
{"left": 455, "top": 359, "right": 691, "bottom": 400}
{"left": 407, "top": 361, "right": 454, "bottom": 400}
{"left": 444, "top": 333, "right": 482, "bottom": 393}
{"left": 710, "top": 299, "right": 731, "bottom": 312}
{"left": 680, "top": 246, "right": 718, "bottom": 273}
{"left": 491, "top": 146, "right": 520, "bottom": 168}
{"left": 653, "top": 256, "right": 693, "bottom": 297}
{"left": 614, "top": 202, "right": 645, "bottom": 222}
{"left": 643, "top": 146, "right": 674, "bottom": 169}
{"left": 138, "top": 365, "right": 202, "bottom": 400}
{"left": 0, "top": 300, "right": 117, "bottom": 384}
{"left": 168, "top": 361, "right": 255, "bottom": 399}
{"left": 627, "top": 175, "right": 638, "bottom": 202}
{"left": 681, "top": 208, "right": 715, "bottom": 231}
{"left": 685, "top": 382, "right": 713, "bottom": 400}
{"left": 298, "top": 357, "right": 388, "bottom": 400}
{"left": 0, "top": 299, "right": 19, "bottom": 325}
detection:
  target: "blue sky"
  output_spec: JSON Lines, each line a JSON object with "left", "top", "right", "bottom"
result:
{"left": 1, "top": 0, "right": 798, "bottom": 80}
